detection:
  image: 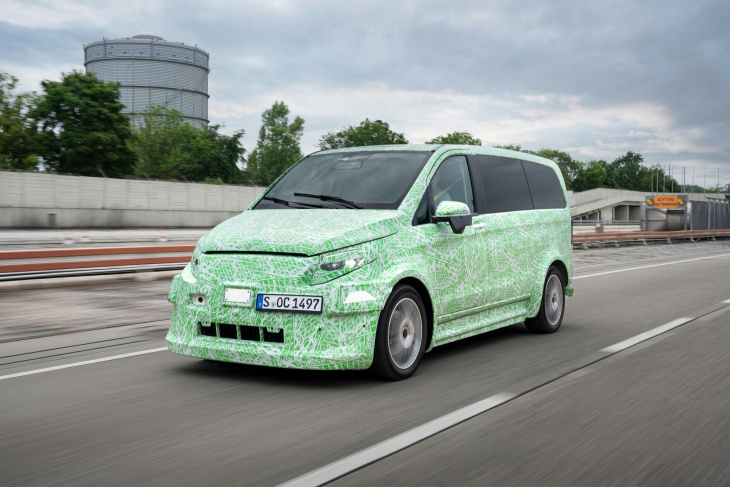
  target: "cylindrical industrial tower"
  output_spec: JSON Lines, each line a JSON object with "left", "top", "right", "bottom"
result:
{"left": 84, "top": 35, "right": 209, "bottom": 127}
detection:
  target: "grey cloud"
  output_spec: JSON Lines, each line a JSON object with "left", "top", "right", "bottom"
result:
{"left": 0, "top": 0, "right": 728, "bottom": 182}
{"left": 0, "top": 22, "right": 90, "bottom": 71}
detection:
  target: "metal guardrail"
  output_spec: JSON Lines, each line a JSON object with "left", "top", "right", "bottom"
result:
{"left": 574, "top": 229, "right": 730, "bottom": 248}
{"left": 572, "top": 220, "right": 641, "bottom": 226}
{"left": 0, "top": 245, "right": 194, "bottom": 280}
{"left": 0, "top": 264, "right": 187, "bottom": 282}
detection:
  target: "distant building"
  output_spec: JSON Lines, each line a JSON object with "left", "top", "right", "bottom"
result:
{"left": 84, "top": 35, "right": 209, "bottom": 127}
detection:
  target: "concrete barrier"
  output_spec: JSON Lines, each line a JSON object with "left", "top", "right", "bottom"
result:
{"left": 0, "top": 171, "right": 266, "bottom": 228}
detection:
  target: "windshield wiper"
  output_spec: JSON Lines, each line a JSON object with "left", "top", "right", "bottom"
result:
{"left": 262, "top": 196, "right": 323, "bottom": 209}
{"left": 293, "top": 193, "right": 363, "bottom": 209}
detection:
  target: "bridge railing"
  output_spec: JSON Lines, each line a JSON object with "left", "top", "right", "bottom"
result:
{"left": 574, "top": 229, "right": 730, "bottom": 248}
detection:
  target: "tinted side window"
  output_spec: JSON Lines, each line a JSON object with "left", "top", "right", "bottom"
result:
{"left": 522, "top": 161, "right": 566, "bottom": 209}
{"left": 429, "top": 156, "right": 475, "bottom": 213}
{"left": 473, "top": 155, "right": 533, "bottom": 213}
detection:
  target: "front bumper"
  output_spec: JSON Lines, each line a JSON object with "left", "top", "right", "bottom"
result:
{"left": 166, "top": 272, "right": 385, "bottom": 370}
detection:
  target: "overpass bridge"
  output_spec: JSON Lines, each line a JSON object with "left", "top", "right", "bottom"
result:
{"left": 570, "top": 188, "right": 729, "bottom": 231}
{"left": 569, "top": 188, "right": 727, "bottom": 221}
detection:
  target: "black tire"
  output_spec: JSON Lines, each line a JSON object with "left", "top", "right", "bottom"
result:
{"left": 372, "top": 284, "right": 427, "bottom": 380}
{"left": 525, "top": 266, "right": 566, "bottom": 334}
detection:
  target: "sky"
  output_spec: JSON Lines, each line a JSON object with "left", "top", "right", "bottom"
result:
{"left": 1, "top": 0, "right": 729, "bottom": 187}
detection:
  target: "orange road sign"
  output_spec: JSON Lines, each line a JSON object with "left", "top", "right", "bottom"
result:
{"left": 654, "top": 195, "right": 678, "bottom": 208}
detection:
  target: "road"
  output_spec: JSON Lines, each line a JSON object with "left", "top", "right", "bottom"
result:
{"left": 1, "top": 241, "right": 729, "bottom": 486}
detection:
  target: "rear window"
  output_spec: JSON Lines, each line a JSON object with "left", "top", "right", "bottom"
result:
{"left": 522, "top": 161, "right": 566, "bottom": 209}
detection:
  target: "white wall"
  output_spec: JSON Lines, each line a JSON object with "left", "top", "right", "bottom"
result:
{"left": 0, "top": 171, "right": 266, "bottom": 228}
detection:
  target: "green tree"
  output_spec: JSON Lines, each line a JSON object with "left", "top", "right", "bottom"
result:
{"left": 607, "top": 151, "right": 646, "bottom": 191}
{"left": 196, "top": 124, "right": 246, "bottom": 184}
{"left": 247, "top": 101, "right": 305, "bottom": 186}
{"left": 0, "top": 72, "right": 39, "bottom": 170}
{"left": 30, "top": 71, "right": 134, "bottom": 177}
{"left": 318, "top": 118, "right": 407, "bottom": 150}
{"left": 705, "top": 183, "right": 729, "bottom": 194}
{"left": 638, "top": 163, "right": 669, "bottom": 193}
{"left": 572, "top": 160, "right": 608, "bottom": 192}
{"left": 425, "top": 131, "right": 481, "bottom": 145}
{"left": 131, "top": 106, "right": 245, "bottom": 183}
{"left": 132, "top": 106, "right": 192, "bottom": 179}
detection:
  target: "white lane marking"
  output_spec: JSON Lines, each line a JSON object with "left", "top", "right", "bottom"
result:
{"left": 0, "top": 347, "right": 167, "bottom": 381}
{"left": 600, "top": 318, "right": 693, "bottom": 353}
{"left": 277, "top": 393, "right": 515, "bottom": 487}
{"left": 723, "top": 299, "right": 730, "bottom": 304}
{"left": 574, "top": 253, "right": 730, "bottom": 280}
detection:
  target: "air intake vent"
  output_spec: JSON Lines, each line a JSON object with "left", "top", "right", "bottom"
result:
{"left": 198, "top": 323, "right": 284, "bottom": 344}
{"left": 219, "top": 323, "right": 238, "bottom": 339}
{"left": 239, "top": 325, "right": 260, "bottom": 341}
{"left": 199, "top": 322, "right": 216, "bottom": 337}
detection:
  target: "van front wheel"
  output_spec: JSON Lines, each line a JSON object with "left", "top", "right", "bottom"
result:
{"left": 525, "top": 266, "right": 565, "bottom": 334}
{"left": 372, "top": 285, "right": 427, "bottom": 380}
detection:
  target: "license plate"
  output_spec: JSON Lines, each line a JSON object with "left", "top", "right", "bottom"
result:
{"left": 256, "top": 294, "right": 323, "bottom": 314}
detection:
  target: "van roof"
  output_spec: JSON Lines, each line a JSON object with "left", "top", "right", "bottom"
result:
{"left": 312, "top": 144, "right": 559, "bottom": 169}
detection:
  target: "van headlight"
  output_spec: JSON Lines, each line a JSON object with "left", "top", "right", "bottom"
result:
{"left": 312, "top": 248, "right": 370, "bottom": 284}
{"left": 320, "top": 257, "right": 364, "bottom": 272}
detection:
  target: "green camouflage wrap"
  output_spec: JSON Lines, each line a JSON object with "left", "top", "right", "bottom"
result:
{"left": 166, "top": 144, "right": 573, "bottom": 370}
{"left": 434, "top": 200, "right": 471, "bottom": 216}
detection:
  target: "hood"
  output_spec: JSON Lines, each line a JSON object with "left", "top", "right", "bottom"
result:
{"left": 198, "top": 209, "right": 400, "bottom": 256}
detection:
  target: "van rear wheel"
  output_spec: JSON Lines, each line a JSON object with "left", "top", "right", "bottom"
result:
{"left": 372, "top": 284, "right": 427, "bottom": 380}
{"left": 525, "top": 266, "right": 565, "bottom": 334}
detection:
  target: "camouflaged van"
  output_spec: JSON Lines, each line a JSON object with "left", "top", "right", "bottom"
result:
{"left": 166, "top": 145, "right": 573, "bottom": 379}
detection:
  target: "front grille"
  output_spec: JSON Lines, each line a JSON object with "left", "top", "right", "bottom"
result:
{"left": 199, "top": 322, "right": 283, "bottom": 343}
{"left": 239, "top": 325, "right": 260, "bottom": 341}
{"left": 219, "top": 323, "right": 238, "bottom": 339}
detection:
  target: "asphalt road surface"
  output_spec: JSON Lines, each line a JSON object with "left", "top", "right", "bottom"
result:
{"left": 1, "top": 241, "right": 729, "bottom": 486}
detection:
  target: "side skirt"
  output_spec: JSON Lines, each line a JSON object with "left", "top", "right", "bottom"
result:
{"left": 431, "top": 298, "right": 528, "bottom": 348}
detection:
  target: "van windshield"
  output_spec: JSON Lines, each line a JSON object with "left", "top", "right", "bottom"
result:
{"left": 254, "top": 151, "right": 430, "bottom": 210}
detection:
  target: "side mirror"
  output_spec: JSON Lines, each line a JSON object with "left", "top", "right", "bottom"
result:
{"left": 433, "top": 201, "right": 473, "bottom": 234}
